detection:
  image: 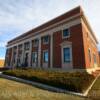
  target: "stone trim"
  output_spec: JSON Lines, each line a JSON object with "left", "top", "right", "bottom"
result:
{"left": 61, "top": 43, "right": 73, "bottom": 70}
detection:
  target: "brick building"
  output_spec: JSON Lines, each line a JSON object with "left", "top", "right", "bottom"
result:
{"left": 5, "top": 6, "right": 100, "bottom": 73}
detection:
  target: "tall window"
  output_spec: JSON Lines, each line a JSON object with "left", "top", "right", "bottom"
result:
{"left": 93, "top": 54, "right": 96, "bottom": 64}
{"left": 63, "top": 47, "right": 71, "bottom": 63}
{"left": 43, "top": 36, "right": 49, "bottom": 44}
{"left": 13, "top": 52, "right": 16, "bottom": 64}
{"left": 43, "top": 51, "right": 48, "bottom": 63}
{"left": 18, "top": 44, "right": 22, "bottom": 50}
{"left": 62, "top": 28, "right": 70, "bottom": 38}
{"left": 24, "top": 42, "right": 30, "bottom": 50}
{"left": 32, "top": 52, "right": 38, "bottom": 63}
{"left": 88, "top": 49, "right": 91, "bottom": 62}
{"left": 33, "top": 39, "right": 39, "bottom": 47}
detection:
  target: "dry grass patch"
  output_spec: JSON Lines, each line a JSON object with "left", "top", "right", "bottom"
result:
{"left": 88, "top": 76, "right": 100, "bottom": 100}
{"left": 3, "top": 69, "right": 95, "bottom": 93}
{"left": 0, "top": 78, "right": 87, "bottom": 100}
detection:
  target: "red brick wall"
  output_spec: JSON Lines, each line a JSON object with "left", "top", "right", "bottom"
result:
{"left": 53, "top": 24, "right": 85, "bottom": 68}
{"left": 53, "top": 31, "right": 62, "bottom": 68}
{"left": 81, "top": 23, "right": 99, "bottom": 68}
{"left": 70, "top": 24, "right": 85, "bottom": 69}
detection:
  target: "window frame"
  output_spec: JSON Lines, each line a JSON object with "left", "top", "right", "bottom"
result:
{"left": 63, "top": 47, "right": 71, "bottom": 63}
{"left": 43, "top": 50, "right": 49, "bottom": 63}
{"left": 24, "top": 42, "right": 30, "bottom": 50}
{"left": 62, "top": 28, "right": 70, "bottom": 39}
{"left": 32, "top": 39, "right": 39, "bottom": 47}
{"left": 43, "top": 36, "right": 49, "bottom": 44}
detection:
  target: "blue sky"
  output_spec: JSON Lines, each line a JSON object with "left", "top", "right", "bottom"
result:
{"left": 0, "top": 0, "right": 100, "bottom": 59}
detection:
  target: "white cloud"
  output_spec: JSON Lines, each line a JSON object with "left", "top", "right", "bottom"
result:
{"left": 0, "top": 0, "right": 99, "bottom": 50}
{"left": 0, "top": 41, "right": 7, "bottom": 47}
{"left": 0, "top": 0, "right": 100, "bottom": 59}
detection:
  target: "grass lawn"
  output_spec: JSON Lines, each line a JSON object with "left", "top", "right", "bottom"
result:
{"left": 0, "top": 78, "right": 87, "bottom": 100}
{"left": 88, "top": 76, "right": 100, "bottom": 100}
{"left": 3, "top": 69, "right": 94, "bottom": 93}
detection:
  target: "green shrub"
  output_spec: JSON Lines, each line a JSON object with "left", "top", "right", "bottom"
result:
{"left": 3, "top": 69, "right": 95, "bottom": 93}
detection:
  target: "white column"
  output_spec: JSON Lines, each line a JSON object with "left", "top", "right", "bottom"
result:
{"left": 29, "top": 40, "right": 32, "bottom": 67}
{"left": 10, "top": 48, "right": 13, "bottom": 67}
{"left": 21, "top": 43, "right": 24, "bottom": 65}
{"left": 50, "top": 34, "right": 53, "bottom": 68}
{"left": 38, "top": 37, "right": 41, "bottom": 68}
{"left": 16, "top": 45, "right": 18, "bottom": 67}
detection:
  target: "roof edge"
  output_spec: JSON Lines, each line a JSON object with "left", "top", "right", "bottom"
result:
{"left": 80, "top": 8, "right": 98, "bottom": 44}
{"left": 7, "top": 6, "right": 81, "bottom": 44}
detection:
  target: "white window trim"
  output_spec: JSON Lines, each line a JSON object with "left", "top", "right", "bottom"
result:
{"left": 62, "top": 45, "right": 72, "bottom": 64}
{"left": 43, "top": 50, "right": 49, "bottom": 63}
{"left": 62, "top": 28, "right": 70, "bottom": 39}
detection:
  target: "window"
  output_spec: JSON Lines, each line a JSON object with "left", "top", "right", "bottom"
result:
{"left": 88, "top": 49, "right": 91, "bottom": 62}
{"left": 18, "top": 44, "right": 22, "bottom": 50}
{"left": 93, "top": 54, "right": 96, "bottom": 64}
{"left": 33, "top": 39, "right": 39, "bottom": 47}
{"left": 63, "top": 47, "right": 71, "bottom": 63}
{"left": 62, "top": 28, "right": 70, "bottom": 38}
{"left": 43, "top": 36, "right": 49, "bottom": 44}
{"left": 13, "top": 52, "right": 16, "bottom": 64}
{"left": 32, "top": 52, "right": 38, "bottom": 63}
{"left": 24, "top": 42, "right": 30, "bottom": 50}
{"left": 43, "top": 51, "right": 48, "bottom": 63}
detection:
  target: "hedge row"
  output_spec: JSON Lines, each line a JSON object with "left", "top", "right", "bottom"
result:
{"left": 3, "top": 69, "right": 95, "bottom": 93}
